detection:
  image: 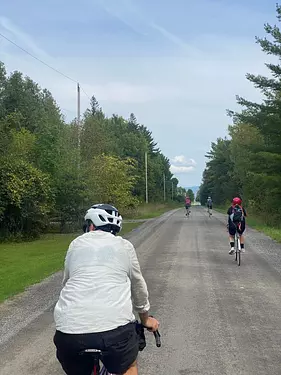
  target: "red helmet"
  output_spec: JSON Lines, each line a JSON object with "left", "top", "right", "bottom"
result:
{"left": 232, "top": 197, "right": 242, "bottom": 205}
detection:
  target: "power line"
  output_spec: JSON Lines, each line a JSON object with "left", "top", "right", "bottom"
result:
{"left": 81, "top": 86, "right": 91, "bottom": 100}
{"left": 0, "top": 31, "right": 77, "bottom": 84}
{"left": 0, "top": 31, "right": 93, "bottom": 120}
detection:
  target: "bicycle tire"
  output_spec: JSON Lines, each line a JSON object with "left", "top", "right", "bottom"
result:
{"left": 237, "top": 235, "right": 241, "bottom": 266}
{"left": 234, "top": 232, "right": 238, "bottom": 262}
{"left": 238, "top": 249, "right": 241, "bottom": 266}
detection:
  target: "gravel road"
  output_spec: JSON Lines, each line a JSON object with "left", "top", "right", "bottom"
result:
{"left": 1, "top": 207, "right": 281, "bottom": 375}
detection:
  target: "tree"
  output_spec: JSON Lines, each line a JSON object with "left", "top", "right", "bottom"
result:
{"left": 228, "top": 4, "right": 281, "bottom": 224}
{"left": 85, "top": 154, "right": 139, "bottom": 212}
{"left": 201, "top": 5, "right": 281, "bottom": 224}
{"left": 0, "top": 60, "right": 178, "bottom": 238}
{"left": 200, "top": 138, "right": 237, "bottom": 206}
{"left": 0, "top": 159, "right": 52, "bottom": 238}
{"left": 187, "top": 189, "right": 195, "bottom": 202}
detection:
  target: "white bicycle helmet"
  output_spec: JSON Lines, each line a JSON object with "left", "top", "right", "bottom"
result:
{"left": 84, "top": 204, "right": 122, "bottom": 234}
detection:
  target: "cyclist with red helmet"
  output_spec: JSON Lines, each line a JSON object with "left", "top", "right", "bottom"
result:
{"left": 185, "top": 195, "right": 191, "bottom": 216}
{"left": 227, "top": 197, "right": 247, "bottom": 254}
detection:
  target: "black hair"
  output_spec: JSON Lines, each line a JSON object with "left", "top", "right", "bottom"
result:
{"left": 83, "top": 219, "right": 92, "bottom": 233}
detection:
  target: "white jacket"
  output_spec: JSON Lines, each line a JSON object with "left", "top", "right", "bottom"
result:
{"left": 54, "top": 230, "right": 150, "bottom": 334}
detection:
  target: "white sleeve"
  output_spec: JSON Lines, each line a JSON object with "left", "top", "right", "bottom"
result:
{"left": 62, "top": 242, "right": 73, "bottom": 286}
{"left": 125, "top": 240, "right": 150, "bottom": 313}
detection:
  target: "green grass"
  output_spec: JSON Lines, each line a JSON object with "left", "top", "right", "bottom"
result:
{"left": 125, "top": 202, "right": 181, "bottom": 220}
{"left": 245, "top": 216, "right": 281, "bottom": 243}
{"left": 0, "top": 222, "right": 140, "bottom": 303}
{"left": 214, "top": 206, "right": 281, "bottom": 243}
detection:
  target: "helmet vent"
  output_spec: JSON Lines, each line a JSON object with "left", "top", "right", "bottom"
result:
{"left": 99, "top": 214, "right": 106, "bottom": 222}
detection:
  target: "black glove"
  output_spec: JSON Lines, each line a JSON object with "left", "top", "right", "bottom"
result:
{"left": 136, "top": 323, "right": 146, "bottom": 351}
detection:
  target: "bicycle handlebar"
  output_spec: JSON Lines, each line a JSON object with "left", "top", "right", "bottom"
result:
{"left": 137, "top": 319, "right": 161, "bottom": 350}
{"left": 153, "top": 330, "right": 161, "bottom": 347}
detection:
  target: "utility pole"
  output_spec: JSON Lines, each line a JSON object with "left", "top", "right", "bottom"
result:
{"left": 172, "top": 181, "right": 174, "bottom": 201}
{"left": 163, "top": 173, "right": 166, "bottom": 201}
{"left": 145, "top": 152, "right": 148, "bottom": 204}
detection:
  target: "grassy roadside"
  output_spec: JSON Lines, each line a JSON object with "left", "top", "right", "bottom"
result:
{"left": 214, "top": 206, "right": 281, "bottom": 243}
{"left": 125, "top": 202, "right": 181, "bottom": 220}
{"left": 0, "top": 203, "right": 179, "bottom": 303}
{"left": 0, "top": 222, "right": 140, "bottom": 303}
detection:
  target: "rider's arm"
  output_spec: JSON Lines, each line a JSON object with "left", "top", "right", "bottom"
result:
{"left": 62, "top": 254, "right": 70, "bottom": 286}
{"left": 125, "top": 240, "right": 150, "bottom": 320}
{"left": 62, "top": 242, "right": 74, "bottom": 286}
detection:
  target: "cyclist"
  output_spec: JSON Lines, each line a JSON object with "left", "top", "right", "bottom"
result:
{"left": 207, "top": 196, "right": 213, "bottom": 215}
{"left": 53, "top": 203, "right": 159, "bottom": 375}
{"left": 185, "top": 195, "right": 191, "bottom": 215}
{"left": 227, "top": 197, "right": 247, "bottom": 254}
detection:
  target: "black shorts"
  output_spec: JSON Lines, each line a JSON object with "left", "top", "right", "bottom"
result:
{"left": 228, "top": 220, "right": 245, "bottom": 236}
{"left": 207, "top": 205, "right": 213, "bottom": 210}
{"left": 54, "top": 322, "right": 139, "bottom": 375}
{"left": 185, "top": 205, "right": 191, "bottom": 209}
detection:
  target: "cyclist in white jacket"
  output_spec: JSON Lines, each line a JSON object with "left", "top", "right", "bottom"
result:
{"left": 54, "top": 204, "right": 159, "bottom": 375}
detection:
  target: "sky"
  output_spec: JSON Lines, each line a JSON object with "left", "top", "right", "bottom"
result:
{"left": 0, "top": 0, "right": 278, "bottom": 186}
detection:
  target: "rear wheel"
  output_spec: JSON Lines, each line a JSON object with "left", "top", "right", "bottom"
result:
{"left": 235, "top": 233, "right": 238, "bottom": 262}
{"left": 238, "top": 249, "right": 241, "bottom": 266}
{"left": 237, "top": 236, "right": 241, "bottom": 266}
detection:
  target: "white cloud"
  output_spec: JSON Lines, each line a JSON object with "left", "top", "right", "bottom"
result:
{"left": 171, "top": 155, "right": 197, "bottom": 166}
{"left": 170, "top": 165, "right": 195, "bottom": 174}
{"left": 170, "top": 155, "right": 196, "bottom": 174}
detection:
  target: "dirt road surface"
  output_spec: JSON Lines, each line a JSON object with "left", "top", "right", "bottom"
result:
{"left": 1, "top": 207, "right": 281, "bottom": 375}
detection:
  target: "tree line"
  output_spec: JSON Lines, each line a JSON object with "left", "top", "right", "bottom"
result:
{"left": 199, "top": 4, "right": 281, "bottom": 226}
{"left": 0, "top": 62, "right": 180, "bottom": 239}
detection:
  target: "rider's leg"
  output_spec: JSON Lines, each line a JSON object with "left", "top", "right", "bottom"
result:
{"left": 229, "top": 236, "right": 234, "bottom": 248}
{"left": 239, "top": 221, "right": 246, "bottom": 251}
{"left": 123, "top": 360, "right": 138, "bottom": 375}
{"left": 102, "top": 323, "right": 139, "bottom": 375}
{"left": 228, "top": 222, "right": 235, "bottom": 254}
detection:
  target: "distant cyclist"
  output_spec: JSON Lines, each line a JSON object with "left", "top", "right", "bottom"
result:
{"left": 207, "top": 196, "right": 213, "bottom": 215}
{"left": 53, "top": 203, "right": 159, "bottom": 375}
{"left": 185, "top": 195, "right": 191, "bottom": 216}
{"left": 227, "top": 197, "right": 247, "bottom": 254}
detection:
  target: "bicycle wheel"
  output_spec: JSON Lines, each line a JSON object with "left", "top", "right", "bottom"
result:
{"left": 235, "top": 233, "right": 238, "bottom": 262}
{"left": 237, "top": 236, "right": 241, "bottom": 266}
